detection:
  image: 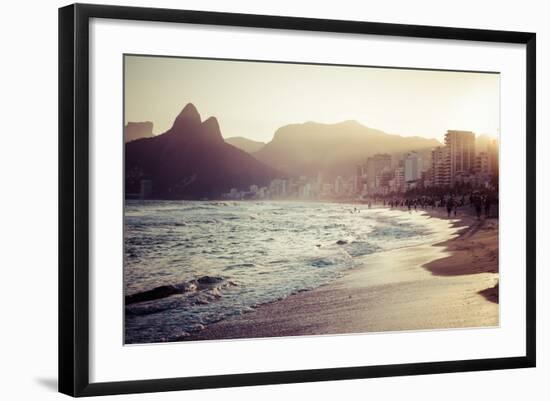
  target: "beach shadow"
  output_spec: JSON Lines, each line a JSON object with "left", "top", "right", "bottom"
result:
{"left": 35, "top": 377, "right": 57, "bottom": 392}
{"left": 479, "top": 283, "right": 499, "bottom": 304}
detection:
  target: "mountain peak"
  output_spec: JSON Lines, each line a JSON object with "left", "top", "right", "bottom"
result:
{"left": 338, "top": 119, "right": 363, "bottom": 127}
{"left": 202, "top": 117, "right": 223, "bottom": 142}
{"left": 171, "top": 103, "right": 201, "bottom": 132}
{"left": 178, "top": 103, "right": 200, "bottom": 119}
{"left": 256, "top": 120, "right": 445, "bottom": 178}
{"left": 125, "top": 106, "right": 282, "bottom": 199}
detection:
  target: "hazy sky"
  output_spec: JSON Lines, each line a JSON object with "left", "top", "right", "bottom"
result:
{"left": 124, "top": 55, "right": 500, "bottom": 143}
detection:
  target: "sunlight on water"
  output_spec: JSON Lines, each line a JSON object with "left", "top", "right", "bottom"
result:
{"left": 124, "top": 201, "right": 438, "bottom": 343}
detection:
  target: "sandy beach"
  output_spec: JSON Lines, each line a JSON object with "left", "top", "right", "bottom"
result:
{"left": 185, "top": 210, "right": 499, "bottom": 341}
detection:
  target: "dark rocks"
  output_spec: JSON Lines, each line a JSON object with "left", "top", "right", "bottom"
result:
{"left": 125, "top": 285, "right": 180, "bottom": 305}
{"left": 197, "top": 275, "right": 224, "bottom": 285}
{"left": 125, "top": 276, "right": 233, "bottom": 305}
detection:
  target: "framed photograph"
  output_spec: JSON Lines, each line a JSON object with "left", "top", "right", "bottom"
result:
{"left": 58, "top": 3, "right": 536, "bottom": 397}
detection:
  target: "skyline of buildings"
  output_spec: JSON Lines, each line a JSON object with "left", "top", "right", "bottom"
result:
{"left": 223, "top": 130, "right": 499, "bottom": 201}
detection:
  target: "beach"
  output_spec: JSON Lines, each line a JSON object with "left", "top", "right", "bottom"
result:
{"left": 186, "top": 210, "right": 499, "bottom": 341}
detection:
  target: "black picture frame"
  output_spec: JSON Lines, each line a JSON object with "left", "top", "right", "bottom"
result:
{"left": 58, "top": 3, "right": 536, "bottom": 397}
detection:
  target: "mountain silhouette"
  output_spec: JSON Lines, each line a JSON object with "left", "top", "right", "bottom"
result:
{"left": 254, "top": 120, "right": 441, "bottom": 177}
{"left": 124, "top": 121, "right": 153, "bottom": 143}
{"left": 125, "top": 104, "right": 283, "bottom": 199}
{"left": 225, "top": 136, "right": 265, "bottom": 153}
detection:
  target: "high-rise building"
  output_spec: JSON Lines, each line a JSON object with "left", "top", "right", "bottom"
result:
{"left": 366, "top": 154, "right": 392, "bottom": 192}
{"left": 269, "top": 178, "right": 288, "bottom": 197}
{"left": 322, "top": 183, "right": 333, "bottom": 196}
{"left": 404, "top": 151, "right": 422, "bottom": 183}
{"left": 374, "top": 167, "right": 393, "bottom": 195}
{"left": 300, "top": 182, "right": 312, "bottom": 199}
{"left": 432, "top": 146, "right": 450, "bottom": 187}
{"left": 392, "top": 167, "right": 405, "bottom": 193}
{"left": 354, "top": 163, "right": 368, "bottom": 195}
{"left": 445, "top": 130, "right": 476, "bottom": 185}
{"left": 475, "top": 152, "right": 490, "bottom": 175}
{"left": 474, "top": 151, "right": 492, "bottom": 188}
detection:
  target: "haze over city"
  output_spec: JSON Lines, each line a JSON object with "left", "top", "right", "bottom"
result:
{"left": 124, "top": 55, "right": 500, "bottom": 143}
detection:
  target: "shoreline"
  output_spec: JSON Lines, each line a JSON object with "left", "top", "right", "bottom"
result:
{"left": 182, "top": 209, "right": 499, "bottom": 342}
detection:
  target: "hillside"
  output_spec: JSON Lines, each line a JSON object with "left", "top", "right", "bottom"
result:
{"left": 255, "top": 120, "right": 441, "bottom": 177}
{"left": 125, "top": 104, "right": 283, "bottom": 199}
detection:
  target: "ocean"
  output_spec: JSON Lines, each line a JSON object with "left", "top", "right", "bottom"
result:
{"left": 124, "top": 200, "right": 439, "bottom": 344}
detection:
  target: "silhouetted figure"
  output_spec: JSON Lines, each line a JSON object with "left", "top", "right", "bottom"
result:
{"left": 484, "top": 195, "right": 491, "bottom": 218}
{"left": 473, "top": 195, "right": 482, "bottom": 220}
{"left": 446, "top": 197, "right": 455, "bottom": 218}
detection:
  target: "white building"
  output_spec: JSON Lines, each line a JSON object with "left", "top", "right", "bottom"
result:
{"left": 300, "top": 182, "right": 312, "bottom": 199}
{"left": 404, "top": 152, "right": 422, "bottom": 183}
{"left": 392, "top": 167, "right": 405, "bottom": 193}
{"left": 432, "top": 146, "right": 450, "bottom": 187}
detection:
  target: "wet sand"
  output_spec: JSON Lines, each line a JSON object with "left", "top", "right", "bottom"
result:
{"left": 186, "top": 211, "right": 499, "bottom": 341}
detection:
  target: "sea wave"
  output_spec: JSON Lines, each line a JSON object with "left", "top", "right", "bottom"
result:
{"left": 124, "top": 201, "right": 437, "bottom": 343}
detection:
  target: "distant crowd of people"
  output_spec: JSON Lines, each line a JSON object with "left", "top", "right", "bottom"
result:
{"left": 367, "top": 190, "right": 498, "bottom": 220}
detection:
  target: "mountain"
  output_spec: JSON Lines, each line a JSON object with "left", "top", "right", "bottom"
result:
{"left": 254, "top": 120, "right": 441, "bottom": 177}
{"left": 225, "top": 136, "right": 265, "bottom": 153}
{"left": 124, "top": 121, "right": 153, "bottom": 143}
{"left": 125, "top": 104, "right": 283, "bottom": 199}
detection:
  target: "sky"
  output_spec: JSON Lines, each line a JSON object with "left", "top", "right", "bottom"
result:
{"left": 124, "top": 55, "right": 500, "bottom": 143}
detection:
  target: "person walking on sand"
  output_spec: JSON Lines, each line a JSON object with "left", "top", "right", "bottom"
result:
{"left": 446, "top": 197, "right": 454, "bottom": 218}
{"left": 473, "top": 195, "right": 482, "bottom": 220}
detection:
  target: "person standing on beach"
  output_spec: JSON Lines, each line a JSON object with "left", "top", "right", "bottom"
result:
{"left": 473, "top": 195, "right": 482, "bottom": 220}
{"left": 446, "top": 197, "right": 454, "bottom": 218}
